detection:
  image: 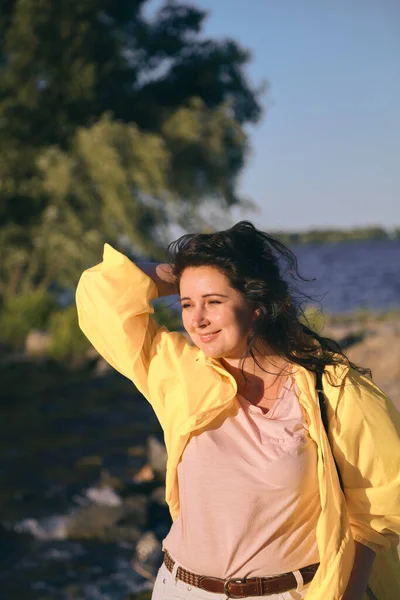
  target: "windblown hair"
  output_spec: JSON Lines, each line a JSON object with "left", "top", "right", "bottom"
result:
{"left": 167, "top": 221, "right": 370, "bottom": 377}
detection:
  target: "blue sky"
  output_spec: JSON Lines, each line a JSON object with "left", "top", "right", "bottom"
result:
{"left": 172, "top": 0, "right": 400, "bottom": 231}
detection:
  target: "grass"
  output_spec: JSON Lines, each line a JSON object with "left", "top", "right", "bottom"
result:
{"left": 303, "top": 306, "right": 400, "bottom": 333}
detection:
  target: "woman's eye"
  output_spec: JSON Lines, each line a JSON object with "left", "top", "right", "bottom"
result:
{"left": 181, "top": 301, "right": 220, "bottom": 308}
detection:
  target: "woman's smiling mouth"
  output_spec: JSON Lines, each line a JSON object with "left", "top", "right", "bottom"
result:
{"left": 198, "top": 331, "right": 221, "bottom": 343}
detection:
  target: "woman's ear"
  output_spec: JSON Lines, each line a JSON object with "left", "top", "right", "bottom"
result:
{"left": 253, "top": 307, "right": 262, "bottom": 319}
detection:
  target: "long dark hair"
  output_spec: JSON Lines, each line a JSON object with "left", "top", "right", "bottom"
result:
{"left": 167, "top": 221, "right": 370, "bottom": 377}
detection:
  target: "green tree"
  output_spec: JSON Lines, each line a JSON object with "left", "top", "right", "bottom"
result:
{"left": 0, "top": 0, "right": 261, "bottom": 226}
{"left": 0, "top": 0, "right": 263, "bottom": 302}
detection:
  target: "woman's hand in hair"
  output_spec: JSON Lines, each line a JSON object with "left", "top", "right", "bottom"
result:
{"left": 137, "top": 262, "right": 177, "bottom": 297}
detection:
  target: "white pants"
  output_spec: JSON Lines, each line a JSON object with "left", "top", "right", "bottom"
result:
{"left": 151, "top": 558, "right": 311, "bottom": 600}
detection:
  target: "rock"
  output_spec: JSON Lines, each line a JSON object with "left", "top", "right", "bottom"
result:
{"left": 131, "top": 530, "right": 163, "bottom": 581}
{"left": 150, "top": 487, "right": 167, "bottom": 505}
{"left": 24, "top": 329, "right": 52, "bottom": 358}
{"left": 66, "top": 490, "right": 151, "bottom": 541}
{"left": 133, "top": 464, "right": 155, "bottom": 483}
{"left": 326, "top": 317, "right": 400, "bottom": 411}
{"left": 66, "top": 504, "right": 124, "bottom": 539}
{"left": 147, "top": 435, "right": 167, "bottom": 479}
{"left": 127, "top": 446, "right": 146, "bottom": 458}
{"left": 148, "top": 487, "right": 171, "bottom": 540}
{"left": 347, "top": 329, "right": 400, "bottom": 379}
{"left": 15, "top": 515, "right": 68, "bottom": 540}
{"left": 86, "top": 485, "right": 122, "bottom": 507}
{"left": 118, "top": 495, "right": 148, "bottom": 529}
{"left": 102, "top": 523, "right": 142, "bottom": 543}
{"left": 94, "top": 357, "right": 112, "bottom": 375}
{"left": 86, "top": 346, "right": 100, "bottom": 360}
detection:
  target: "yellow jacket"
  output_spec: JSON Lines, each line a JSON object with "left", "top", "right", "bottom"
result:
{"left": 76, "top": 244, "right": 400, "bottom": 600}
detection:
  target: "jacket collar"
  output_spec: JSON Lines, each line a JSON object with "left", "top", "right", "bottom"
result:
{"left": 193, "top": 347, "right": 349, "bottom": 414}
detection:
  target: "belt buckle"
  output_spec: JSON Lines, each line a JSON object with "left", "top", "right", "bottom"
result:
{"left": 223, "top": 577, "right": 247, "bottom": 599}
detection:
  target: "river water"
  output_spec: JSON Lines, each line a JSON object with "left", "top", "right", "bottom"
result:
{"left": 1, "top": 239, "right": 399, "bottom": 600}
{"left": 291, "top": 238, "right": 400, "bottom": 312}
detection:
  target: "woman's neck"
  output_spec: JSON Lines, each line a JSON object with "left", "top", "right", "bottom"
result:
{"left": 221, "top": 347, "right": 292, "bottom": 405}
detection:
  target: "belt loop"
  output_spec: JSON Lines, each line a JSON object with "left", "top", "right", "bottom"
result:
{"left": 255, "top": 577, "right": 263, "bottom": 595}
{"left": 292, "top": 569, "right": 305, "bottom": 592}
{"left": 171, "top": 558, "right": 180, "bottom": 586}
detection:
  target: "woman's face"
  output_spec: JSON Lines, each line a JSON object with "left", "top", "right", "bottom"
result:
{"left": 179, "top": 266, "right": 258, "bottom": 359}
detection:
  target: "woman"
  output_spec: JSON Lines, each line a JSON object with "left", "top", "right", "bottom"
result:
{"left": 76, "top": 221, "right": 400, "bottom": 600}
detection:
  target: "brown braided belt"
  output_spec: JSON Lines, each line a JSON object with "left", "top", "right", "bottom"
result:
{"left": 164, "top": 550, "right": 319, "bottom": 598}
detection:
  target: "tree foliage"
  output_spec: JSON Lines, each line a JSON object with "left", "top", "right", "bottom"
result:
{"left": 0, "top": 0, "right": 262, "bottom": 307}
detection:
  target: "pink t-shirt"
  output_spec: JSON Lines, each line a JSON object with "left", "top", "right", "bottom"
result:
{"left": 163, "top": 375, "right": 321, "bottom": 578}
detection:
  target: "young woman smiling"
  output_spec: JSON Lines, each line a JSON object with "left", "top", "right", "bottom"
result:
{"left": 76, "top": 221, "right": 400, "bottom": 600}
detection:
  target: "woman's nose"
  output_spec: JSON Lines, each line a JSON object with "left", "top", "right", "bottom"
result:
{"left": 192, "top": 307, "right": 208, "bottom": 328}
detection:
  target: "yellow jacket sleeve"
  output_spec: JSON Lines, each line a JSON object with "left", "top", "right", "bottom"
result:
{"left": 328, "top": 368, "right": 400, "bottom": 553}
{"left": 76, "top": 243, "right": 167, "bottom": 404}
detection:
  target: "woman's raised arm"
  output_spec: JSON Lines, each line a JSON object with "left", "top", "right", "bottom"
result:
{"left": 76, "top": 244, "right": 179, "bottom": 403}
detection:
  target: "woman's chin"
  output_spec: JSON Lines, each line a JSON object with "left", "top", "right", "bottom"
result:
{"left": 194, "top": 341, "right": 226, "bottom": 358}
{"left": 200, "top": 347, "right": 223, "bottom": 358}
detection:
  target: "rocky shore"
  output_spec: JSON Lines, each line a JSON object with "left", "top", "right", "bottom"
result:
{"left": 323, "top": 314, "right": 400, "bottom": 409}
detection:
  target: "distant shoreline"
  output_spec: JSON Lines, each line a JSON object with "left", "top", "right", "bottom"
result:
{"left": 273, "top": 227, "right": 399, "bottom": 245}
